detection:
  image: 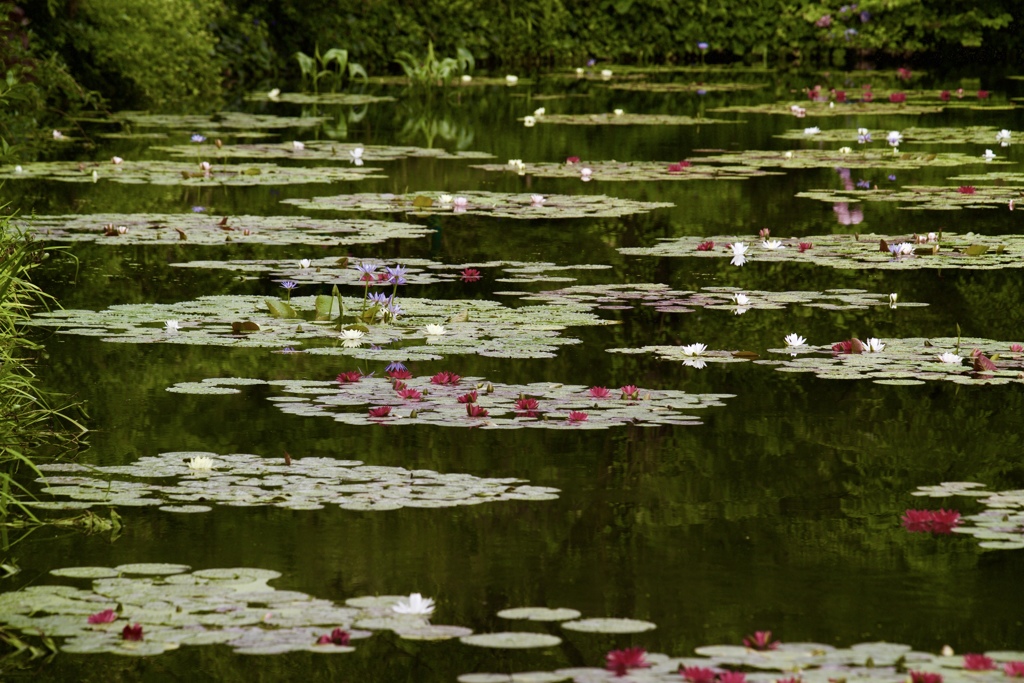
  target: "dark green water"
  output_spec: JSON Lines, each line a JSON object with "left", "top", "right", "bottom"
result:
{"left": 4, "top": 69, "right": 1024, "bottom": 680}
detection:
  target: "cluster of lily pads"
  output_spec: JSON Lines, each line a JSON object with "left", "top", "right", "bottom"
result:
{"left": 166, "top": 374, "right": 733, "bottom": 429}
{"left": 910, "top": 482, "right": 1024, "bottom": 550}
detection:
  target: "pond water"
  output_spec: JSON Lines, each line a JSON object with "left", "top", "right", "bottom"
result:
{"left": 4, "top": 68, "right": 1024, "bottom": 680}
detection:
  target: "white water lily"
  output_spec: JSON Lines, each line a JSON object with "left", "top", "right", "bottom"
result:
{"left": 292, "top": 141, "right": 305, "bottom": 151}
{"left": 601, "top": 69, "right": 613, "bottom": 79}
{"left": 575, "top": 67, "right": 585, "bottom": 75}
{"left": 533, "top": 107, "right": 545, "bottom": 117}
{"left": 530, "top": 194, "right": 545, "bottom": 205}
{"left": 268, "top": 88, "right": 281, "bottom": 100}
{"left": 299, "top": 259, "right": 311, "bottom": 269}
{"left": 938, "top": 352, "right": 963, "bottom": 364}
{"left": 438, "top": 194, "right": 453, "bottom": 204}
{"left": 461, "top": 74, "right": 472, "bottom": 83}
{"left": 887, "top": 130, "right": 902, "bottom": 146}
{"left": 857, "top": 127, "right": 869, "bottom": 136}
{"left": 996, "top": 129, "right": 1011, "bottom": 144}
{"left": 983, "top": 148, "right": 996, "bottom": 161}
{"left": 734, "top": 307, "right": 748, "bottom": 316}
{"left": 507, "top": 158, "right": 524, "bottom": 169}
{"left": 838, "top": 146, "right": 852, "bottom": 154}
{"left": 790, "top": 105, "right": 806, "bottom": 117}
{"left": 613, "top": 108, "right": 624, "bottom": 116}
{"left": 392, "top": 593, "right": 435, "bottom": 616}
{"left": 580, "top": 167, "right": 593, "bottom": 181}
{"left": 730, "top": 242, "right": 749, "bottom": 267}
{"left": 783, "top": 151, "right": 793, "bottom": 158}
{"left": 762, "top": 239, "right": 785, "bottom": 250}
{"left": 680, "top": 343, "right": 707, "bottom": 356}
{"left": 424, "top": 324, "right": 446, "bottom": 336}
{"left": 111, "top": 156, "right": 123, "bottom": 164}
{"left": 349, "top": 146, "right": 364, "bottom": 165}
{"left": 165, "top": 320, "right": 180, "bottom": 332}
{"left": 732, "top": 293, "right": 750, "bottom": 306}
{"left": 52, "top": 130, "right": 64, "bottom": 140}
{"left": 890, "top": 242, "right": 914, "bottom": 256}
{"left": 340, "top": 329, "right": 365, "bottom": 340}
{"left": 865, "top": 337, "right": 885, "bottom": 353}
{"left": 90, "top": 169, "right": 97, "bottom": 181}
{"left": 803, "top": 127, "right": 820, "bottom": 135}
{"left": 889, "top": 292, "right": 898, "bottom": 308}
{"left": 15, "top": 165, "right": 23, "bottom": 173}
{"left": 199, "top": 161, "right": 211, "bottom": 173}
{"left": 505, "top": 74, "right": 519, "bottom": 85}
{"left": 523, "top": 115, "right": 536, "bottom": 127}
{"left": 188, "top": 456, "right": 214, "bottom": 470}
{"left": 784, "top": 334, "right": 806, "bottom": 347}
{"left": 683, "top": 358, "right": 707, "bottom": 369}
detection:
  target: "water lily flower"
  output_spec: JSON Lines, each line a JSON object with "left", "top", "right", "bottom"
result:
{"left": 977, "top": 90, "right": 990, "bottom": 99}
{"left": 983, "top": 149, "right": 996, "bottom": 161}
{"left": 461, "top": 268, "right": 482, "bottom": 282}
{"left": 681, "top": 343, "right": 707, "bottom": 356}
{"left": 397, "top": 388, "right": 422, "bottom": 400}
{"left": 964, "top": 655, "right": 996, "bottom": 671}
{"left": 299, "top": 258, "right": 311, "bottom": 269}
{"left": 531, "top": 194, "right": 545, "bottom": 205}
{"left": 438, "top": 194, "right": 453, "bottom": 204}
{"left": 349, "top": 146, "right": 364, "bottom": 165}
{"left": 762, "top": 239, "right": 785, "bottom": 250}
{"left": 732, "top": 293, "right": 750, "bottom": 306}
{"left": 759, "top": 228, "right": 771, "bottom": 239}
{"left": 368, "top": 406, "right": 391, "bottom": 418}
{"left": 515, "top": 398, "right": 539, "bottom": 411}
{"left": 838, "top": 146, "right": 852, "bottom": 154}
{"left": 461, "top": 74, "right": 472, "bottom": 83}
{"left": 668, "top": 161, "right": 692, "bottom": 172}
{"left": 681, "top": 666, "right": 718, "bottom": 683}
{"left": 424, "top": 324, "right": 446, "bottom": 336}
{"left": 189, "top": 456, "right": 214, "bottom": 470}
{"left": 199, "top": 161, "right": 211, "bottom": 174}
{"left": 190, "top": 133, "right": 206, "bottom": 144}
{"left": 613, "top": 108, "right": 624, "bottom": 116}
{"left": 856, "top": 179, "right": 871, "bottom": 189}
{"left": 530, "top": 107, "right": 546, "bottom": 118}
{"left": 696, "top": 240, "right": 715, "bottom": 251}
{"left": 942, "top": 646, "right": 955, "bottom": 657}
{"left": 1004, "top": 662, "right": 1024, "bottom": 677}
{"left": 53, "top": 129, "right": 65, "bottom": 140}
{"left": 685, "top": 357, "right": 709, "bottom": 368}
{"left": 268, "top": 88, "right": 281, "bottom": 99}
{"left": 730, "top": 242, "right": 749, "bottom": 266}
{"left": 865, "top": 338, "right": 885, "bottom": 352}
{"left": 937, "top": 352, "right": 963, "bottom": 364}
{"left": 589, "top": 386, "right": 611, "bottom": 398}
{"left": 337, "top": 370, "right": 362, "bottom": 384}
{"left": 575, "top": 67, "right": 584, "bottom": 75}
{"left": 790, "top": 105, "right": 806, "bottom": 117}
{"left": 430, "top": 371, "right": 461, "bottom": 385}
{"left": 457, "top": 391, "right": 478, "bottom": 404}
{"left": 803, "top": 126, "right": 820, "bottom": 135}
{"left": 565, "top": 156, "right": 580, "bottom": 165}
{"left": 292, "top": 141, "right": 305, "bottom": 151}
{"left": 568, "top": 411, "right": 588, "bottom": 422}
{"left": 784, "top": 151, "right": 793, "bottom": 158}
{"left": 784, "top": 334, "right": 806, "bottom": 347}
{"left": 889, "top": 92, "right": 906, "bottom": 103}
{"left": 1011, "top": 343, "right": 1024, "bottom": 352}
{"left": 887, "top": 130, "right": 902, "bottom": 146}
{"left": 901, "top": 509, "right": 960, "bottom": 534}
{"left": 505, "top": 74, "right": 518, "bottom": 85}
{"left": 466, "top": 403, "right": 489, "bottom": 417}
{"left": 910, "top": 672, "right": 943, "bottom": 683}
{"left": 857, "top": 128, "right": 872, "bottom": 144}
{"left": 386, "top": 361, "right": 407, "bottom": 375}
{"left": 508, "top": 158, "right": 526, "bottom": 171}
{"left": 452, "top": 196, "right": 468, "bottom": 208}
{"left": 996, "top": 129, "right": 1011, "bottom": 145}
{"left": 620, "top": 385, "right": 639, "bottom": 399}
{"left": 798, "top": 242, "right": 813, "bottom": 252}
{"left": 580, "top": 167, "right": 593, "bottom": 181}
{"left": 165, "top": 320, "right": 180, "bottom": 332}
{"left": 600, "top": 69, "right": 613, "bottom": 80}
{"left": 88, "top": 609, "right": 118, "bottom": 624}
{"left": 956, "top": 88, "right": 964, "bottom": 98}
{"left": 697, "top": 41, "right": 709, "bottom": 50}
{"left": 316, "top": 628, "right": 350, "bottom": 646}
{"left": 743, "top": 630, "right": 780, "bottom": 651}
{"left": 111, "top": 156, "right": 123, "bottom": 164}
{"left": 889, "top": 242, "right": 914, "bottom": 256}
{"left": 606, "top": 647, "right": 650, "bottom": 676}
{"left": 718, "top": 673, "right": 746, "bottom": 683}
{"left": 122, "top": 624, "right": 143, "bottom": 641}
{"left": 341, "top": 329, "right": 365, "bottom": 341}
{"left": 523, "top": 115, "right": 536, "bottom": 127}
{"left": 939, "top": 90, "right": 950, "bottom": 101}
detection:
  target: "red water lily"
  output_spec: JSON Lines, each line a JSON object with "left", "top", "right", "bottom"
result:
{"left": 1010, "top": 343, "right": 1023, "bottom": 352}
{"left": 605, "top": 647, "right": 650, "bottom": 676}
{"left": 88, "top": 609, "right": 117, "bottom": 624}
{"left": 743, "top": 630, "right": 780, "bottom": 650}
{"left": 430, "top": 371, "right": 461, "bottom": 385}
{"left": 718, "top": 673, "right": 747, "bottom": 683}
{"left": 566, "top": 156, "right": 580, "bottom": 164}
{"left": 798, "top": 242, "right": 813, "bottom": 252}
{"left": 939, "top": 90, "right": 950, "bottom": 101}
{"left": 121, "top": 623, "right": 143, "bottom": 641}
{"left": 964, "top": 654, "right": 996, "bottom": 671}
{"left": 668, "top": 161, "right": 692, "bottom": 172}
{"left": 397, "top": 388, "right": 422, "bottom": 400}
{"left": 336, "top": 370, "right": 362, "bottom": 384}
{"left": 978, "top": 90, "right": 990, "bottom": 99}
{"left": 696, "top": 240, "right": 715, "bottom": 251}
{"left": 368, "top": 406, "right": 392, "bottom": 418}
{"left": 680, "top": 666, "right": 718, "bottom": 683}
{"left": 897, "top": 67, "right": 912, "bottom": 80}
{"left": 515, "top": 398, "right": 539, "bottom": 411}
{"left": 957, "top": 186, "right": 976, "bottom": 195}
{"left": 568, "top": 411, "right": 588, "bottom": 422}
{"left": 910, "top": 672, "right": 942, "bottom": 683}
{"left": 834, "top": 90, "right": 846, "bottom": 102}
{"left": 457, "top": 391, "right": 478, "bottom": 403}
{"left": 466, "top": 403, "right": 489, "bottom": 418}
{"left": 901, "top": 509, "right": 961, "bottom": 534}
{"left": 316, "top": 628, "right": 350, "bottom": 646}
{"left": 620, "top": 385, "right": 639, "bottom": 400}
{"left": 889, "top": 92, "right": 906, "bottom": 103}
{"left": 461, "top": 268, "right": 482, "bottom": 282}
{"left": 388, "top": 368, "right": 413, "bottom": 380}
{"left": 1004, "top": 661, "right": 1024, "bottom": 677}
{"left": 589, "top": 386, "right": 611, "bottom": 398}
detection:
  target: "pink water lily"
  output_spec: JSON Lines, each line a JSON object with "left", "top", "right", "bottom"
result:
{"left": 743, "top": 630, "right": 779, "bottom": 650}
{"left": 605, "top": 647, "right": 650, "bottom": 676}
{"left": 88, "top": 609, "right": 117, "bottom": 624}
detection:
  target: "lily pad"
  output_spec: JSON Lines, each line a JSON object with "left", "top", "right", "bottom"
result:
{"left": 243, "top": 92, "right": 395, "bottom": 105}
{"left": 283, "top": 191, "right": 674, "bottom": 219}
{"left": 106, "top": 111, "right": 329, "bottom": 130}
{"left": 709, "top": 101, "right": 946, "bottom": 117}
{"left": 561, "top": 618, "right": 657, "bottom": 633}
{"left": 619, "top": 232, "right": 1024, "bottom": 271}
{"left": 166, "top": 375, "right": 732, "bottom": 430}
{"left": 607, "top": 81, "right": 767, "bottom": 93}
{"left": 32, "top": 451, "right": 560, "bottom": 512}
{"left": 694, "top": 149, "right": 1006, "bottom": 170}
{"left": 460, "top": 632, "right": 563, "bottom": 649}
{"left": 153, "top": 140, "right": 492, "bottom": 161}
{"left": 775, "top": 126, "right": 1016, "bottom": 146}
{"left": 0, "top": 160, "right": 385, "bottom": 186}
{"left": 471, "top": 160, "right": 780, "bottom": 182}
{"left": 18, "top": 213, "right": 432, "bottom": 246}
{"left": 526, "top": 113, "right": 740, "bottom": 126}
{"left": 497, "top": 607, "right": 582, "bottom": 622}
{"left": 911, "top": 483, "right": 1024, "bottom": 551}
{"left": 797, "top": 186, "right": 1021, "bottom": 211}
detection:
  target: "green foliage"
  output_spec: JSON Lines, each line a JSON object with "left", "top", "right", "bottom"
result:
{"left": 295, "top": 44, "right": 367, "bottom": 94}
{"left": 394, "top": 41, "right": 473, "bottom": 87}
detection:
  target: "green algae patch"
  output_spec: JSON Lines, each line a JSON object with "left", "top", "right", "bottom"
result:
{"left": 167, "top": 376, "right": 733, "bottom": 430}
{"left": 18, "top": 214, "right": 433, "bottom": 246}
{"left": 33, "top": 451, "right": 560, "bottom": 512}
{"left": 471, "top": 160, "right": 779, "bottom": 182}
{"left": 283, "top": 191, "right": 673, "bottom": 219}
{"left": 153, "top": 140, "right": 493, "bottom": 161}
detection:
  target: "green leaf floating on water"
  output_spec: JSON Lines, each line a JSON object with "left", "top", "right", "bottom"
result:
{"left": 29, "top": 294, "right": 616, "bottom": 360}
{"left": 607, "top": 81, "right": 767, "bottom": 93}
{"left": 17, "top": 213, "right": 433, "bottom": 246}
{"left": 693, "top": 149, "right": 1007, "bottom": 170}
{"left": 152, "top": 140, "right": 493, "bottom": 161}
{"left": 610, "top": 336, "right": 1024, "bottom": 387}
{"left": 523, "top": 113, "right": 741, "bottom": 126}
{"left": 459, "top": 632, "right": 562, "bottom": 649}
{"left": 775, "top": 125, "right": 1016, "bottom": 145}
{"left": 0, "top": 160, "right": 385, "bottom": 186}
{"left": 265, "top": 299, "right": 299, "bottom": 319}
{"left": 166, "top": 376, "right": 733, "bottom": 430}
{"left": 283, "top": 191, "right": 674, "bottom": 219}
{"left": 471, "top": 160, "right": 780, "bottom": 182}
{"left": 709, "top": 101, "right": 946, "bottom": 116}
{"left": 32, "top": 451, "right": 561, "bottom": 512}
{"left": 619, "top": 232, "right": 1024, "bottom": 271}
{"left": 496, "top": 607, "right": 582, "bottom": 622}
{"left": 911, "top": 483, "right": 1024, "bottom": 551}
{"left": 103, "top": 111, "right": 330, "bottom": 130}
{"left": 560, "top": 617, "right": 656, "bottom": 633}
{"left": 796, "top": 185, "right": 1021, "bottom": 211}
{"left": 243, "top": 92, "right": 395, "bottom": 105}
